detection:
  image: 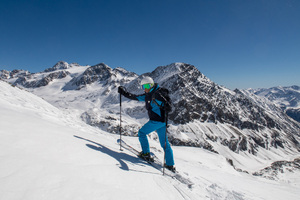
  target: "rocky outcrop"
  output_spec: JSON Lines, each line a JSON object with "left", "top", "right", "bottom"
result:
{"left": 14, "top": 70, "right": 70, "bottom": 88}
{"left": 253, "top": 158, "right": 300, "bottom": 180}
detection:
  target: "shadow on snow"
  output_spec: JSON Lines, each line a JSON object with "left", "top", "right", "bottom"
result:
{"left": 73, "top": 135, "right": 159, "bottom": 174}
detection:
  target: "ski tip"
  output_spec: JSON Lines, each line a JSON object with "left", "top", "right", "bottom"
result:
{"left": 117, "top": 139, "right": 124, "bottom": 143}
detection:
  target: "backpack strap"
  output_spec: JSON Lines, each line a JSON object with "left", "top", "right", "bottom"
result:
{"left": 152, "top": 88, "right": 172, "bottom": 112}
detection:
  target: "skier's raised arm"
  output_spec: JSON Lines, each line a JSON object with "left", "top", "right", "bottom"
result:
{"left": 118, "top": 86, "right": 145, "bottom": 101}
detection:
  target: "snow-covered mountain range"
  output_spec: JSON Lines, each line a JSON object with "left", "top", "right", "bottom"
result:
{"left": 245, "top": 86, "right": 300, "bottom": 122}
{"left": 1, "top": 61, "right": 300, "bottom": 172}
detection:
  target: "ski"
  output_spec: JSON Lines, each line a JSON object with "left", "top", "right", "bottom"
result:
{"left": 117, "top": 139, "right": 194, "bottom": 188}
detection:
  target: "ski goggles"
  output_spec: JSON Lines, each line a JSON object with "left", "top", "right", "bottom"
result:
{"left": 142, "top": 83, "right": 153, "bottom": 90}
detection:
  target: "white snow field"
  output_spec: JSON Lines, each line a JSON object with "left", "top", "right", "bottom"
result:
{"left": 1, "top": 80, "right": 299, "bottom": 200}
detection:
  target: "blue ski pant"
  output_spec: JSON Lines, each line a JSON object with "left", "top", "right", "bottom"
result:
{"left": 138, "top": 120, "right": 174, "bottom": 166}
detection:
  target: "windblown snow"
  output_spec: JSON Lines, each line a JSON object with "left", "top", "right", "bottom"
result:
{"left": 1, "top": 80, "right": 300, "bottom": 200}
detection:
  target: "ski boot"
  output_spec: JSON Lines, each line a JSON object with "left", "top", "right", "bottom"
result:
{"left": 164, "top": 164, "right": 176, "bottom": 173}
{"left": 138, "top": 151, "right": 154, "bottom": 162}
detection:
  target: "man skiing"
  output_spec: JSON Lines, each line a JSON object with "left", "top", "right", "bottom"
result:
{"left": 118, "top": 76, "right": 175, "bottom": 172}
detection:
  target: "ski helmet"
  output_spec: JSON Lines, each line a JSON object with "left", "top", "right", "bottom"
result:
{"left": 140, "top": 76, "right": 154, "bottom": 89}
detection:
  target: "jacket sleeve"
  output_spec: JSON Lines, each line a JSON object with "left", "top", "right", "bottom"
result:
{"left": 122, "top": 91, "right": 146, "bottom": 102}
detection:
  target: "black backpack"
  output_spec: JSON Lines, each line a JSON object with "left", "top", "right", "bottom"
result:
{"left": 153, "top": 87, "right": 172, "bottom": 113}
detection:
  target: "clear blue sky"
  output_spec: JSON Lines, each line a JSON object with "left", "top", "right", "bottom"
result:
{"left": 1, "top": 0, "right": 299, "bottom": 89}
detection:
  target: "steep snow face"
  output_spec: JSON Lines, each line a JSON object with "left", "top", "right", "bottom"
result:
{"left": 1, "top": 80, "right": 300, "bottom": 200}
{"left": 1, "top": 61, "right": 300, "bottom": 171}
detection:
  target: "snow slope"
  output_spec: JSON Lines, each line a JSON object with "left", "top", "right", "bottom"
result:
{"left": 1, "top": 80, "right": 300, "bottom": 200}
{"left": 0, "top": 80, "right": 193, "bottom": 199}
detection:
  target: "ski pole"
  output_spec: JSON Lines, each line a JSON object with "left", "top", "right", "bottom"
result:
{"left": 119, "top": 93, "right": 123, "bottom": 151}
{"left": 163, "top": 109, "right": 168, "bottom": 175}
{"left": 152, "top": 92, "right": 169, "bottom": 175}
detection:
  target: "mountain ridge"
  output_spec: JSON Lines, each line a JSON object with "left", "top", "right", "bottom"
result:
{"left": 245, "top": 86, "right": 300, "bottom": 123}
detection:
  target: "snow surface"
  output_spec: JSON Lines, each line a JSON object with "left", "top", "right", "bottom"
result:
{"left": 1, "top": 80, "right": 300, "bottom": 200}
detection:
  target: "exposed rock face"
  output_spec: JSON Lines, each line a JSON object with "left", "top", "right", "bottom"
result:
{"left": 68, "top": 63, "right": 112, "bottom": 87}
{"left": 15, "top": 70, "right": 70, "bottom": 88}
{"left": 44, "top": 61, "right": 71, "bottom": 72}
{"left": 253, "top": 158, "right": 300, "bottom": 180}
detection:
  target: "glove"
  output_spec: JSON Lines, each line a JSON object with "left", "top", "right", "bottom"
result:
{"left": 118, "top": 86, "right": 127, "bottom": 95}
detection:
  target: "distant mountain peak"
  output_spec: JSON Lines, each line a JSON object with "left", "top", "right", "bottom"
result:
{"left": 149, "top": 62, "right": 210, "bottom": 87}
{"left": 44, "top": 61, "right": 70, "bottom": 72}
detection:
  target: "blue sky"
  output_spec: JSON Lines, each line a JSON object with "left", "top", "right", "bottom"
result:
{"left": 0, "top": 0, "right": 299, "bottom": 89}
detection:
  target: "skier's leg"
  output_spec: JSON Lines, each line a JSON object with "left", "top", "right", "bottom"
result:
{"left": 138, "top": 120, "right": 160, "bottom": 153}
{"left": 157, "top": 125, "right": 175, "bottom": 166}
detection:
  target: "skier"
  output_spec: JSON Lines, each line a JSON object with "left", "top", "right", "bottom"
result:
{"left": 118, "top": 76, "right": 175, "bottom": 172}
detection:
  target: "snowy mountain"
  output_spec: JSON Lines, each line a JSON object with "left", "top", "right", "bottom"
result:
{"left": 245, "top": 86, "right": 300, "bottom": 122}
{"left": 1, "top": 61, "right": 300, "bottom": 173}
{"left": 1, "top": 79, "right": 300, "bottom": 200}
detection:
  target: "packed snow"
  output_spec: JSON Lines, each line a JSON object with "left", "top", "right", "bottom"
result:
{"left": 1, "top": 80, "right": 300, "bottom": 200}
